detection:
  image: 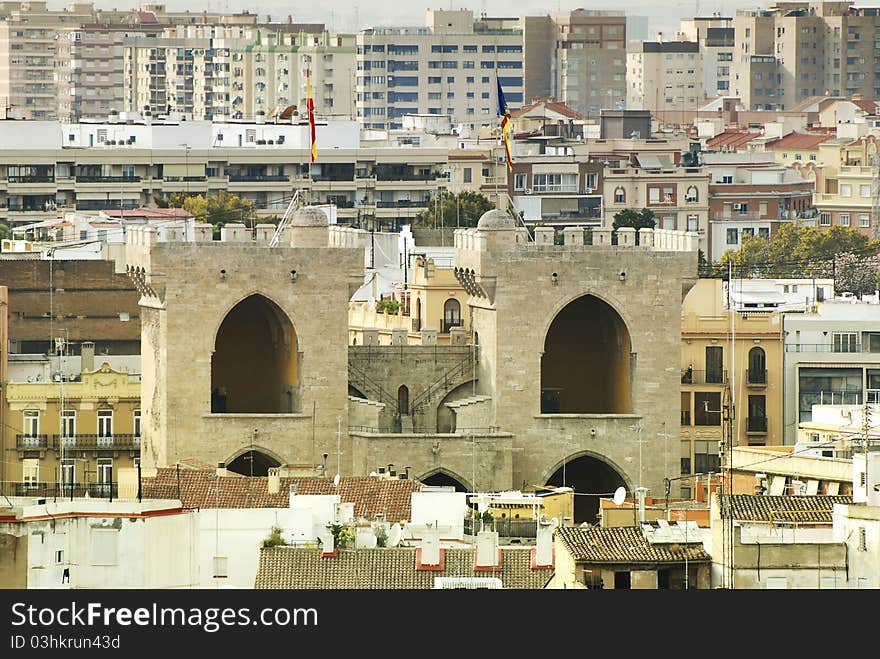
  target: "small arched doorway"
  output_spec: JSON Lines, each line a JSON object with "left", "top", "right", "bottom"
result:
{"left": 211, "top": 294, "right": 297, "bottom": 413}
{"left": 541, "top": 295, "right": 632, "bottom": 414}
{"left": 443, "top": 298, "right": 461, "bottom": 333}
{"left": 546, "top": 454, "right": 628, "bottom": 524}
{"left": 398, "top": 385, "right": 410, "bottom": 415}
{"left": 227, "top": 450, "right": 281, "bottom": 477}
{"left": 748, "top": 346, "right": 766, "bottom": 384}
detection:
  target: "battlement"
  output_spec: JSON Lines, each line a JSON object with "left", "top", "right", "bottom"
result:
{"left": 453, "top": 227, "right": 698, "bottom": 253}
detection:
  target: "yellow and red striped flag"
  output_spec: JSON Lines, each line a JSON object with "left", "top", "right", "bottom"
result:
{"left": 307, "top": 68, "right": 317, "bottom": 163}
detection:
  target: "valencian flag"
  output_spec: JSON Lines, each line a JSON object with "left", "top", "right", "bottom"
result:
{"left": 307, "top": 68, "right": 317, "bottom": 162}
{"left": 496, "top": 75, "right": 513, "bottom": 170}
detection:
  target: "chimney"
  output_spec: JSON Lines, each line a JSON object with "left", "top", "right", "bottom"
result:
{"left": 475, "top": 530, "right": 500, "bottom": 569}
{"left": 81, "top": 341, "right": 95, "bottom": 373}
{"left": 419, "top": 524, "right": 442, "bottom": 566}
{"left": 216, "top": 462, "right": 227, "bottom": 477}
{"left": 320, "top": 526, "right": 336, "bottom": 556}
{"left": 268, "top": 467, "right": 280, "bottom": 494}
{"left": 635, "top": 487, "right": 648, "bottom": 523}
{"left": 288, "top": 483, "right": 298, "bottom": 508}
{"left": 534, "top": 518, "right": 554, "bottom": 568}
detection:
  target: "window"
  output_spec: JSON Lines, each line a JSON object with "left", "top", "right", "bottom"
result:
{"left": 648, "top": 188, "right": 660, "bottom": 204}
{"left": 97, "top": 409, "right": 113, "bottom": 444}
{"left": 463, "top": 168, "right": 472, "bottom": 184}
{"left": 726, "top": 228, "right": 739, "bottom": 244}
{"left": 23, "top": 410, "right": 40, "bottom": 438}
{"left": 687, "top": 215, "right": 699, "bottom": 232}
{"left": 833, "top": 332, "right": 858, "bottom": 353}
{"left": 840, "top": 213, "right": 850, "bottom": 227}
{"left": 134, "top": 409, "right": 141, "bottom": 437}
{"left": 614, "top": 187, "right": 625, "bottom": 203}
{"left": 694, "top": 440, "right": 721, "bottom": 473}
{"left": 685, "top": 186, "right": 698, "bottom": 202}
{"left": 22, "top": 459, "right": 39, "bottom": 489}
{"left": 61, "top": 409, "right": 76, "bottom": 446}
{"left": 840, "top": 184, "right": 852, "bottom": 197}
{"left": 820, "top": 212, "right": 832, "bottom": 226}
{"left": 681, "top": 440, "right": 691, "bottom": 475}
{"left": 514, "top": 173, "right": 526, "bottom": 191}
{"left": 860, "top": 214, "right": 870, "bottom": 228}
{"left": 860, "top": 184, "right": 872, "bottom": 197}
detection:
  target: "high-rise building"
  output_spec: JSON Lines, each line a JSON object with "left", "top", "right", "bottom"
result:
{"left": 680, "top": 16, "right": 735, "bottom": 99}
{"left": 524, "top": 10, "right": 627, "bottom": 120}
{"left": 626, "top": 39, "right": 703, "bottom": 114}
{"left": 733, "top": 1, "right": 880, "bottom": 110}
{"left": 355, "top": 10, "right": 524, "bottom": 132}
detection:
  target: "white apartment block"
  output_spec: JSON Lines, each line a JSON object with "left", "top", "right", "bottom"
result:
{"left": 123, "top": 24, "right": 355, "bottom": 121}
{"left": 0, "top": 117, "right": 448, "bottom": 226}
{"left": 626, "top": 39, "right": 704, "bottom": 113}
{"left": 679, "top": 16, "right": 735, "bottom": 99}
{"left": 356, "top": 10, "right": 524, "bottom": 132}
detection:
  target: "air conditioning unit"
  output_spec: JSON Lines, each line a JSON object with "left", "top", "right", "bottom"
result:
{"left": 582, "top": 187, "right": 593, "bottom": 194}
{"left": 524, "top": 188, "right": 533, "bottom": 194}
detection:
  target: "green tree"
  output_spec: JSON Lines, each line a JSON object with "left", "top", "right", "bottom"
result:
{"left": 611, "top": 207, "right": 657, "bottom": 232}
{"left": 414, "top": 190, "right": 495, "bottom": 228}
{"left": 0, "top": 223, "right": 11, "bottom": 241}
{"left": 157, "top": 190, "right": 258, "bottom": 236}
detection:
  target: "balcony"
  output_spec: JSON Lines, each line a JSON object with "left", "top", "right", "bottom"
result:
{"left": 784, "top": 343, "right": 862, "bottom": 353}
{"left": 52, "top": 434, "right": 140, "bottom": 452}
{"left": 16, "top": 434, "right": 48, "bottom": 450}
{"left": 227, "top": 174, "right": 290, "bottom": 182}
{"left": 746, "top": 416, "right": 768, "bottom": 434}
{"left": 7, "top": 482, "right": 119, "bottom": 499}
{"left": 747, "top": 368, "right": 767, "bottom": 387}
{"left": 75, "top": 175, "right": 141, "bottom": 183}
{"left": 442, "top": 319, "right": 463, "bottom": 334}
{"left": 681, "top": 369, "right": 728, "bottom": 385}
{"left": 7, "top": 176, "right": 54, "bottom": 184}
{"left": 376, "top": 200, "right": 427, "bottom": 208}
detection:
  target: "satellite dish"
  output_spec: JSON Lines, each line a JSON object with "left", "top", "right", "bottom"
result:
{"left": 613, "top": 486, "right": 626, "bottom": 506}
{"left": 333, "top": 473, "right": 340, "bottom": 487}
{"left": 387, "top": 523, "right": 402, "bottom": 548}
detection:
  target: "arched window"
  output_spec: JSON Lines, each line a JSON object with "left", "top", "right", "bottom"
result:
{"left": 748, "top": 347, "right": 766, "bottom": 385}
{"left": 443, "top": 298, "right": 461, "bottom": 333}
{"left": 614, "top": 186, "right": 626, "bottom": 204}
{"left": 685, "top": 185, "right": 698, "bottom": 202}
{"left": 398, "top": 385, "right": 410, "bottom": 415}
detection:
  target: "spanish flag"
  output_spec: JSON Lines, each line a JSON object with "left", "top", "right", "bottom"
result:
{"left": 307, "top": 68, "right": 317, "bottom": 163}
{"left": 496, "top": 76, "right": 513, "bottom": 170}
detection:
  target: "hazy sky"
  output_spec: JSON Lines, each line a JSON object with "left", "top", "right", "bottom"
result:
{"left": 49, "top": 1, "right": 768, "bottom": 37}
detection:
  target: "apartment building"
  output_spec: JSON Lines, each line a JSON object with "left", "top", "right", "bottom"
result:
{"left": 626, "top": 39, "right": 703, "bottom": 114}
{"left": 812, "top": 133, "right": 879, "bottom": 236}
{"left": 679, "top": 16, "right": 735, "bottom": 99}
{"left": 601, "top": 153, "right": 709, "bottom": 252}
{"left": 0, "top": 118, "right": 449, "bottom": 226}
{"left": 783, "top": 297, "right": 880, "bottom": 439}
{"left": 734, "top": 2, "right": 880, "bottom": 111}
{"left": 4, "top": 346, "right": 141, "bottom": 500}
{"left": 703, "top": 153, "right": 815, "bottom": 261}
{"left": 356, "top": 10, "right": 524, "bottom": 131}
{"left": 123, "top": 24, "right": 355, "bottom": 121}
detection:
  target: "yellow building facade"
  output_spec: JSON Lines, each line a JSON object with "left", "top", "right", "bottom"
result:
{"left": 679, "top": 279, "right": 784, "bottom": 498}
{"left": 349, "top": 256, "right": 471, "bottom": 345}
{"left": 5, "top": 363, "right": 140, "bottom": 497}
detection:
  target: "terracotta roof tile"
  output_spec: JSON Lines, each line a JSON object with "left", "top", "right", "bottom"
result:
{"left": 719, "top": 495, "right": 851, "bottom": 523}
{"left": 510, "top": 100, "right": 582, "bottom": 119}
{"left": 765, "top": 132, "right": 835, "bottom": 150}
{"left": 555, "top": 526, "right": 711, "bottom": 564}
{"left": 706, "top": 130, "right": 761, "bottom": 150}
{"left": 255, "top": 547, "right": 552, "bottom": 589}
{"left": 142, "top": 468, "right": 419, "bottom": 522}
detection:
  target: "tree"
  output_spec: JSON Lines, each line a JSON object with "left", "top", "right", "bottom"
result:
{"left": 157, "top": 190, "right": 258, "bottom": 236}
{"left": 612, "top": 208, "right": 657, "bottom": 232}
{"left": 414, "top": 190, "right": 495, "bottom": 228}
{"left": 0, "top": 223, "right": 11, "bottom": 241}
{"left": 715, "top": 222, "right": 880, "bottom": 294}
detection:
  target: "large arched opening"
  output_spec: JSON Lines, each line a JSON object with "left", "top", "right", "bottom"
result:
{"left": 546, "top": 454, "right": 628, "bottom": 524}
{"left": 227, "top": 449, "right": 281, "bottom": 477}
{"left": 540, "top": 295, "right": 632, "bottom": 414}
{"left": 420, "top": 469, "right": 470, "bottom": 492}
{"left": 211, "top": 294, "right": 298, "bottom": 413}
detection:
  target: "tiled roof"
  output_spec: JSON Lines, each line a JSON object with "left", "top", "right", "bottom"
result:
{"left": 705, "top": 130, "right": 761, "bottom": 150}
{"left": 255, "top": 547, "right": 552, "bottom": 589}
{"left": 142, "top": 468, "right": 419, "bottom": 522}
{"left": 555, "top": 526, "right": 711, "bottom": 564}
{"left": 765, "top": 132, "right": 835, "bottom": 150}
{"left": 510, "top": 100, "right": 582, "bottom": 120}
{"left": 719, "top": 495, "right": 852, "bottom": 523}
{"left": 852, "top": 99, "right": 878, "bottom": 114}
